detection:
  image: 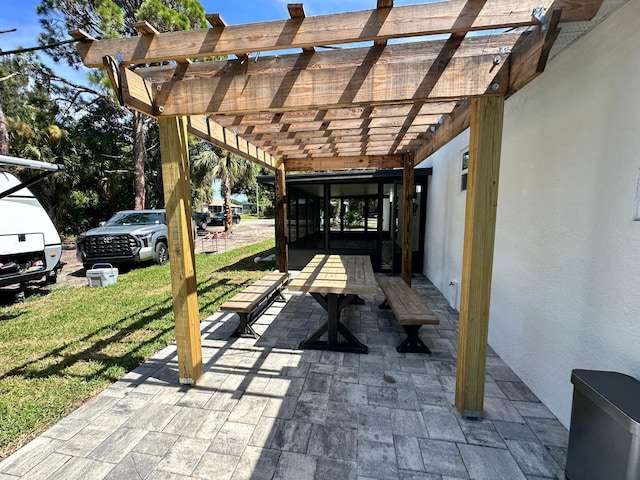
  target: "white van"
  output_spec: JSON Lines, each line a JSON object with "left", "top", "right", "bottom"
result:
{"left": 0, "top": 155, "right": 64, "bottom": 290}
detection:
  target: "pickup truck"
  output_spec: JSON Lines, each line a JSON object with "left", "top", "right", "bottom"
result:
{"left": 76, "top": 209, "right": 169, "bottom": 270}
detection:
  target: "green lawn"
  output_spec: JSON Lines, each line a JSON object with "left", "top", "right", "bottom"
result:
{"left": 0, "top": 238, "right": 275, "bottom": 459}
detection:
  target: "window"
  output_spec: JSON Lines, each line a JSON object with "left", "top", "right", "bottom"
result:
{"left": 460, "top": 149, "right": 469, "bottom": 192}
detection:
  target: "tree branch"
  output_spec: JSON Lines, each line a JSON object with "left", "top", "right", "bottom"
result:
{"left": 48, "top": 73, "right": 102, "bottom": 97}
{"left": 0, "top": 72, "right": 20, "bottom": 82}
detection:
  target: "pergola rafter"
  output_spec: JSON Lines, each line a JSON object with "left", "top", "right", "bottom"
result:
{"left": 74, "top": 0, "right": 603, "bottom": 416}
{"left": 77, "top": 0, "right": 601, "bottom": 67}
{"left": 95, "top": 1, "right": 575, "bottom": 168}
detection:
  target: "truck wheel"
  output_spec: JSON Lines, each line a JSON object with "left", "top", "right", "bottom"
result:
{"left": 154, "top": 242, "right": 169, "bottom": 265}
{"left": 199, "top": 221, "right": 208, "bottom": 230}
{"left": 46, "top": 271, "right": 58, "bottom": 284}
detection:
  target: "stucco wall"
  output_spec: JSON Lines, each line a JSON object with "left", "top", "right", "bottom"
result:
{"left": 423, "top": 130, "right": 469, "bottom": 310}
{"left": 420, "top": 0, "right": 640, "bottom": 427}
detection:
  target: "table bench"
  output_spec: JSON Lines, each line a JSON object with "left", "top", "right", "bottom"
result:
{"left": 220, "top": 271, "right": 289, "bottom": 338}
{"left": 377, "top": 276, "right": 439, "bottom": 353}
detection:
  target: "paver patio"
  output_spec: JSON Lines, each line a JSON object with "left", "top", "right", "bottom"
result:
{"left": 0, "top": 275, "right": 569, "bottom": 479}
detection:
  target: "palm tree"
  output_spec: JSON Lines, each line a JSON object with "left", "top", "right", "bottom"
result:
{"left": 190, "top": 146, "right": 259, "bottom": 232}
{"left": 189, "top": 148, "right": 217, "bottom": 212}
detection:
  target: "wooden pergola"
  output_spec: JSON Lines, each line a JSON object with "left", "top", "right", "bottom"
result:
{"left": 74, "top": 0, "right": 602, "bottom": 419}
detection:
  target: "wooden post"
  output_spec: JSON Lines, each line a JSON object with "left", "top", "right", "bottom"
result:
{"left": 401, "top": 152, "right": 415, "bottom": 286}
{"left": 158, "top": 116, "right": 202, "bottom": 384}
{"left": 455, "top": 95, "right": 505, "bottom": 418}
{"left": 275, "top": 163, "right": 288, "bottom": 272}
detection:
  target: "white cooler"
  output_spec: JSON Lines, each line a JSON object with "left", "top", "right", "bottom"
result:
{"left": 86, "top": 263, "right": 119, "bottom": 287}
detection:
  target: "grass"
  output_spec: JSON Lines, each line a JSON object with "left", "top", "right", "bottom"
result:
{"left": 0, "top": 238, "right": 275, "bottom": 460}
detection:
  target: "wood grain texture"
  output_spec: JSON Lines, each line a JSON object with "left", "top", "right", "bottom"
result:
{"left": 186, "top": 116, "right": 280, "bottom": 171}
{"left": 377, "top": 276, "right": 439, "bottom": 325}
{"left": 211, "top": 103, "right": 457, "bottom": 127}
{"left": 120, "top": 67, "right": 154, "bottom": 116}
{"left": 509, "top": 9, "right": 563, "bottom": 93}
{"left": 226, "top": 114, "right": 441, "bottom": 136}
{"left": 455, "top": 95, "right": 504, "bottom": 417}
{"left": 250, "top": 125, "right": 430, "bottom": 141}
{"left": 158, "top": 116, "right": 202, "bottom": 384}
{"left": 284, "top": 155, "right": 403, "bottom": 172}
{"left": 414, "top": 99, "right": 471, "bottom": 162}
{"left": 220, "top": 272, "right": 289, "bottom": 313}
{"left": 288, "top": 254, "right": 377, "bottom": 295}
{"left": 288, "top": 3, "right": 314, "bottom": 53}
{"left": 153, "top": 53, "right": 507, "bottom": 116}
{"left": 77, "top": 0, "right": 560, "bottom": 67}
{"left": 79, "top": 0, "right": 603, "bottom": 170}
{"left": 133, "top": 21, "right": 160, "bottom": 35}
{"left": 135, "top": 34, "right": 521, "bottom": 84}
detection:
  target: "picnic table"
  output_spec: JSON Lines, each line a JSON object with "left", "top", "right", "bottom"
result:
{"left": 287, "top": 254, "right": 376, "bottom": 354}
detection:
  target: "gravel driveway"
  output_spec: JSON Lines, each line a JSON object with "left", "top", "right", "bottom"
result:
{"left": 58, "top": 218, "right": 276, "bottom": 288}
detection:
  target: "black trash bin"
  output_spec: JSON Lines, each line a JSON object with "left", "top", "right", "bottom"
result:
{"left": 566, "top": 369, "right": 640, "bottom": 480}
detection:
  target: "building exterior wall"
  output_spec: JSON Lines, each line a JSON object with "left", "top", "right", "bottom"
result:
{"left": 420, "top": 0, "right": 640, "bottom": 426}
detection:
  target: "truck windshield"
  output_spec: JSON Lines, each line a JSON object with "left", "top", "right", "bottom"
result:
{"left": 105, "top": 212, "right": 164, "bottom": 226}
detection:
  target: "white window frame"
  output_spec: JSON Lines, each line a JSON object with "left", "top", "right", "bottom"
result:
{"left": 460, "top": 148, "right": 469, "bottom": 192}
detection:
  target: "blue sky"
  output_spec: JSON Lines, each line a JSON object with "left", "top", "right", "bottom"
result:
{"left": 0, "top": 1, "right": 426, "bottom": 85}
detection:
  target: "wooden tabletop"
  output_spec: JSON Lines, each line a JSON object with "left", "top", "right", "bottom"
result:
{"left": 288, "top": 254, "right": 377, "bottom": 295}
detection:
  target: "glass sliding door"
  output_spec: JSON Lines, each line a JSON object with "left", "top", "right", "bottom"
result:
{"left": 327, "top": 183, "right": 378, "bottom": 252}
{"left": 388, "top": 181, "right": 426, "bottom": 274}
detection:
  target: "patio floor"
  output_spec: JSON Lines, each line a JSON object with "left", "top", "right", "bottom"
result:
{"left": 0, "top": 276, "right": 569, "bottom": 480}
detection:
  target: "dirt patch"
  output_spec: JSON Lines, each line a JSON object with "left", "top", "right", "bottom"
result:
{"left": 57, "top": 218, "right": 275, "bottom": 288}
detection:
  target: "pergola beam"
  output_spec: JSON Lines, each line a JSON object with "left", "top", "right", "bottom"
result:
{"left": 77, "top": 0, "right": 601, "bottom": 67}
{"left": 284, "top": 154, "right": 403, "bottom": 172}
{"left": 414, "top": 100, "right": 471, "bottom": 161}
{"left": 120, "top": 67, "right": 154, "bottom": 116}
{"left": 211, "top": 102, "right": 457, "bottom": 127}
{"left": 187, "top": 116, "right": 281, "bottom": 171}
{"left": 258, "top": 133, "right": 424, "bottom": 146}
{"left": 274, "top": 142, "right": 416, "bottom": 157}
{"left": 288, "top": 4, "right": 314, "bottom": 53}
{"left": 133, "top": 21, "right": 160, "bottom": 36}
{"left": 130, "top": 34, "right": 521, "bottom": 84}
{"left": 227, "top": 115, "right": 442, "bottom": 135}
{"left": 374, "top": 0, "right": 393, "bottom": 46}
{"left": 149, "top": 54, "right": 509, "bottom": 116}
{"left": 509, "top": 9, "right": 563, "bottom": 93}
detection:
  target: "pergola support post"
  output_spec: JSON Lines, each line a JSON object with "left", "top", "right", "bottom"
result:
{"left": 158, "top": 116, "right": 202, "bottom": 384}
{"left": 275, "top": 163, "right": 288, "bottom": 273}
{"left": 401, "top": 152, "right": 415, "bottom": 286}
{"left": 455, "top": 95, "right": 505, "bottom": 418}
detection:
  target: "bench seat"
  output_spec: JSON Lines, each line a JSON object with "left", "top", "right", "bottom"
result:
{"left": 220, "top": 271, "right": 289, "bottom": 338}
{"left": 377, "top": 276, "right": 439, "bottom": 353}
